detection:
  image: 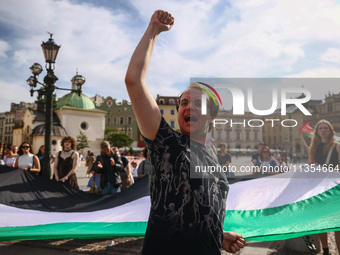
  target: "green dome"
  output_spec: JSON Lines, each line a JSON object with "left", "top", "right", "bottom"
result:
{"left": 57, "top": 92, "right": 95, "bottom": 109}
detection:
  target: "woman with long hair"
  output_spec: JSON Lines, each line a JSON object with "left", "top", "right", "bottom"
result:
{"left": 53, "top": 136, "right": 79, "bottom": 189}
{"left": 255, "top": 145, "right": 280, "bottom": 174}
{"left": 14, "top": 142, "right": 40, "bottom": 174}
{"left": 307, "top": 119, "right": 340, "bottom": 255}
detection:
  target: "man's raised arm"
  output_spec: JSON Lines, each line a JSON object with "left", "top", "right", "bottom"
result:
{"left": 125, "top": 10, "right": 174, "bottom": 141}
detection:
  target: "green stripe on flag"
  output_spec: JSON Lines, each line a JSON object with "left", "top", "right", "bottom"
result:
{"left": 224, "top": 183, "right": 340, "bottom": 241}
{"left": 302, "top": 132, "right": 313, "bottom": 138}
{"left": 1, "top": 184, "right": 340, "bottom": 242}
{"left": 0, "top": 221, "right": 148, "bottom": 241}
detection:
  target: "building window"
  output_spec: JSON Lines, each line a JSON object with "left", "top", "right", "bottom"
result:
{"left": 159, "top": 99, "right": 164, "bottom": 104}
{"left": 127, "top": 128, "right": 132, "bottom": 138}
{"left": 328, "top": 103, "right": 333, "bottom": 113}
{"left": 128, "top": 117, "right": 132, "bottom": 124}
{"left": 80, "top": 122, "right": 88, "bottom": 130}
{"left": 169, "top": 99, "right": 174, "bottom": 104}
{"left": 170, "top": 109, "right": 175, "bottom": 115}
{"left": 170, "top": 121, "right": 175, "bottom": 128}
{"left": 246, "top": 131, "right": 250, "bottom": 140}
{"left": 120, "top": 117, "right": 124, "bottom": 125}
{"left": 236, "top": 131, "right": 240, "bottom": 140}
{"left": 114, "top": 117, "right": 117, "bottom": 124}
{"left": 218, "top": 131, "right": 221, "bottom": 140}
{"left": 160, "top": 109, "right": 164, "bottom": 115}
{"left": 254, "top": 132, "right": 258, "bottom": 141}
{"left": 107, "top": 117, "right": 111, "bottom": 125}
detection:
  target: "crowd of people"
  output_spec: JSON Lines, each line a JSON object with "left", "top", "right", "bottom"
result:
{"left": 0, "top": 137, "right": 150, "bottom": 195}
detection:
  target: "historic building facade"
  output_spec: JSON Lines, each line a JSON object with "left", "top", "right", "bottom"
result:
{"left": 211, "top": 109, "right": 263, "bottom": 153}
{"left": 156, "top": 95, "right": 179, "bottom": 131}
{"left": 97, "top": 97, "right": 139, "bottom": 148}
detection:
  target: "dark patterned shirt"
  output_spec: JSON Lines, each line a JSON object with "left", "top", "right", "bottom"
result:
{"left": 141, "top": 117, "right": 229, "bottom": 255}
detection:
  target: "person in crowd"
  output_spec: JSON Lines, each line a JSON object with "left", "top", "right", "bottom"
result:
{"left": 125, "top": 10, "right": 244, "bottom": 254}
{"left": 87, "top": 151, "right": 101, "bottom": 194}
{"left": 3, "top": 146, "right": 18, "bottom": 167}
{"left": 92, "top": 141, "right": 124, "bottom": 195}
{"left": 14, "top": 142, "right": 40, "bottom": 174}
{"left": 217, "top": 143, "right": 233, "bottom": 177}
{"left": 36, "top": 145, "right": 55, "bottom": 178}
{"left": 85, "top": 151, "right": 96, "bottom": 178}
{"left": 78, "top": 153, "right": 83, "bottom": 167}
{"left": 307, "top": 119, "right": 340, "bottom": 255}
{"left": 255, "top": 145, "right": 280, "bottom": 174}
{"left": 53, "top": 136, "right": 79, "bottom": 189}
{"left": 12, "top": 145, "right": 18, "bottom": 157}
{"left": 112, "top": 147, "right": 134, "bottom": 191}
{"left": 131, "top": 160, "right": 139, "bottom": 182}
{"left": 252, "top": 142, "right": 265, "bottom": 165}
{"left": 137, "top": 147, "right": 152, "bottom": 179}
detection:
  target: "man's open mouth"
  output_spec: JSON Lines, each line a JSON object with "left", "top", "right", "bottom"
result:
{"left": 185, "top": 116, "right": 197, "bottom": 122}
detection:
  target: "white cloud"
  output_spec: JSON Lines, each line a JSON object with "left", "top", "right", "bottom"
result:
{"left": 287, "top": 67, "right": 340, "bottom": 78}
{"left": 321, "top": 48, "right": 340, "bottom": 64}
{"left": 0, "top": 40, "right": 9, "bottom": 60}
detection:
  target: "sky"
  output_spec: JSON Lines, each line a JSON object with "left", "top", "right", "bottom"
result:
{"left": 1, "top": 0, "right": 340, "bottom": 113}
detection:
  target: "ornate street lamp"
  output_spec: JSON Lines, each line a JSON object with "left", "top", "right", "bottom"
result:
{"left": 27, "top": 33, "right": 86, "bottom": 179}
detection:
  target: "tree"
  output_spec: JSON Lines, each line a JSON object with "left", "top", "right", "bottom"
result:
{"left": 106, "top": 133, "right": 133, "bottom": 149}
{"left": 76, "top": 131, "right": 89, "bottom": 152}
{"left": 105, "top": 127, "right": 118, "bottom": 135}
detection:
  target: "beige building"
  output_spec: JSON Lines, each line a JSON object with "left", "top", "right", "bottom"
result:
{"left": 315, "top": 92, "right": 340, "bottom": 132}
{"left": 262, "top": 94, "right": 323, "bottom": 158}
{"left": 212, "top": 110, "right": 262, "bottom": 153}
{"left": 156, "top": 95, "right": 179, "bottom": 131}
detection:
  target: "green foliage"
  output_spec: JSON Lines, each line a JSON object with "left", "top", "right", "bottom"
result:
{"left": 76, "top": 131, "right": 89, "bottom": 151}
{"left": 106, "top": 133, "right": 133, "bottom": 149}
{"left": 105, "top": 127, "right": 118, "bottom": 135}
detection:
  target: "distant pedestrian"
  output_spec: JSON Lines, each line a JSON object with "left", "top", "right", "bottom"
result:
{"left": 252, "top": 142, "right": 265, "bottom": 165}
{"left": 255, "top": 146, "right": 280, "bottom": 174}
{"left": 137, "top": 148, "right": 152, "bottom": 179}
{"left": 78, "top": 153, "right": 83, "bottom": 167}
{"left": 85, "top": 152, "right": 96, "bottom": 178}
{"left": 131, "top": 160, "right": 138, "bottom": 182}
{"left": 217, "top": 143, "right": 233, "bottom": 177}
{"left": 112, "top": 147, "right": 134, "bottom": 191}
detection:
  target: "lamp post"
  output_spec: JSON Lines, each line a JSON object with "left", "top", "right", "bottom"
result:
{"left": 26, "top": 33, "right": 86, "bottom": 179}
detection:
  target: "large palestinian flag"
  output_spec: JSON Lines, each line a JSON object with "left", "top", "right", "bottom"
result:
{"left": 0, "top": 165, "right": 339, "bottom": 241}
